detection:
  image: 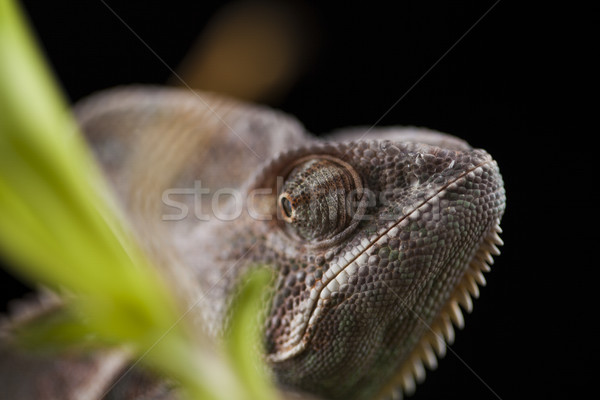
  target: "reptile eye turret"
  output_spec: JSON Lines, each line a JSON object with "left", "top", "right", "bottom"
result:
{"left": 278, "top": 155, "right": 365, "bottom": 245}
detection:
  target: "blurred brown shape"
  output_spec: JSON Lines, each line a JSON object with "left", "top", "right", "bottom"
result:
{"left": 173, "top": 0, "right": 318, "bottom": 103}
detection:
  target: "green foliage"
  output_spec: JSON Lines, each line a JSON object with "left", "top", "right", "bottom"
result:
{"left": 0, "top": 1, "right": 277, "bottom": 399}
{"left": 227, "top": 269, "right": 279, "bottom": 400}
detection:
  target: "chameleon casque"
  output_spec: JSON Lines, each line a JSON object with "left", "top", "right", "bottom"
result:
{"left": 0, "top": 86, "right": 505, "bottom": 400}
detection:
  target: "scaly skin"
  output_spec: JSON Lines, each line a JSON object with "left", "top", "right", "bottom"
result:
{"left": 0, "top": 86, "right": 505, "bottom": 400}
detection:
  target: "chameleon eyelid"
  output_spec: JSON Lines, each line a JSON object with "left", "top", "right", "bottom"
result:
{"left": 277, "top": 154, "right": 367, "bottom": 248}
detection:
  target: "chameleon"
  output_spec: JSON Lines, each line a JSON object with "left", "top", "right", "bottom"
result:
{"left": 0, "top": 86, "right": 505, "bottom": 400}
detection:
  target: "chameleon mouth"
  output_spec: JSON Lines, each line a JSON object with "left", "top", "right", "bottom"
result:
{"left": 374, "top": 221, "right": 503, "bottom": 400}
{"left": 268, "top": 159, "right": 501, "bottom": 364}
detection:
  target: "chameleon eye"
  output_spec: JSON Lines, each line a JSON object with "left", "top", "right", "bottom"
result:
{"left": 278, "top": 156, "right": 365, "bottom": 244}
{"left": 279, "top": 194, "right": 294, "bottom": 221}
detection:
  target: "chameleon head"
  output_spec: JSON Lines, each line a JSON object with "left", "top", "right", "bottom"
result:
{"left": 69, "top": 87, "right": 504, "bottom": 400}
{"left": 237, "top": 139, "right": 505, "bottom": 400}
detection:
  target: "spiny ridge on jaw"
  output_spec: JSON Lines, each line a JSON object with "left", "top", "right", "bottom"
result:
{"left": 379, "top": 221, "right": 503, "bottom": 400}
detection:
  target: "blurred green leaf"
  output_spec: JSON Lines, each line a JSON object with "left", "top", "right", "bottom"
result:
{"left": 9, "top": 302, "right": 98, "bottom": 352}
{"left": 227, "top": 268, "right": 278, "bottom": 400}
{"left": 0, "top": 1, "right": 278, "bottom": 399}
{"left": 0, "top": 0, "right": 179, "bottom": 351}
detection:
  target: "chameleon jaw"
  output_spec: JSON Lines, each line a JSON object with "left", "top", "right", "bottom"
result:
{"left": 375, "top": 221, "right": 504, "bottom": 400}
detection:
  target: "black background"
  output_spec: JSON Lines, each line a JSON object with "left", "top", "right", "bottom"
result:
{"left": 2, "top": 1, "right": 596, "bottom": 399}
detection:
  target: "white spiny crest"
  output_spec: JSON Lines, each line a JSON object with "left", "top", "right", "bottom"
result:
{"left": 378, "top": 222, "right": 503, "bottom": 400}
